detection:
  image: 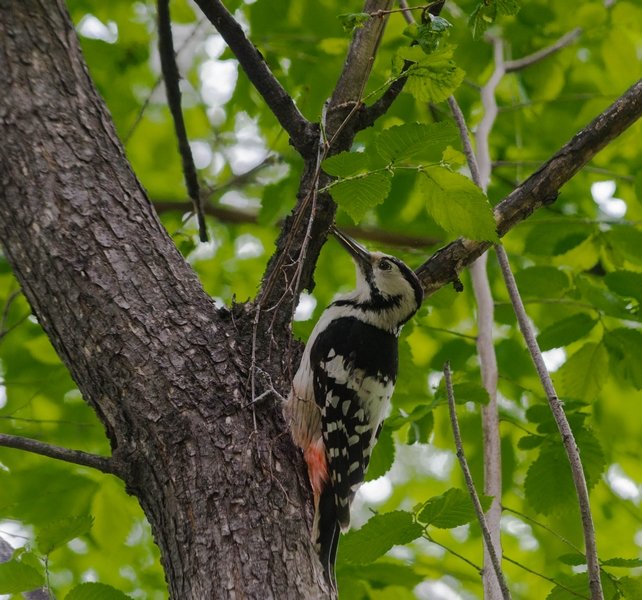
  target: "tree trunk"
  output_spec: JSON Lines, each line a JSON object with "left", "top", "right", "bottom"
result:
{"left": 0, "top": 1, "right": 328, "bottom": 597}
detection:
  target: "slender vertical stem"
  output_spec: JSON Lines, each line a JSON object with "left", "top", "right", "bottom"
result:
{"left": 449, "top": 38, "right": 505, "bottom": 598}
{"left": 495, "top": 245, "right": 603, "bottom": 600}
{"left": 444, "top": 364, "right": 512, "bottom": 600}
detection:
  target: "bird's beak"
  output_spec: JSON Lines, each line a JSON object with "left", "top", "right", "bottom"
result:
{"left": 331, "top": 226, "right": 371, "bottom": 269}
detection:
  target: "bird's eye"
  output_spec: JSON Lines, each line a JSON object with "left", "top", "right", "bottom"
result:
{"left": 379, "top": 259, "right": 392, "bottom": 271}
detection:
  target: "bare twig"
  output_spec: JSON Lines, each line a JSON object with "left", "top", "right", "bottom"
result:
{"left": 191, "top": 0, "right": 314, "bottom": 156}
{"left": 444, "top": 363, "right": 512, "bottom": 600}
{"left": 505, "top": 28, "right": 582, "bottom": 73}
{"left": 157, "top": 0, "right": 207, "bottom": 242}
{"left": 0, "top": 433, "right": 117, "bottom": 475}
{"left": 495, "top": 245, "right": 603, "bottom": 600}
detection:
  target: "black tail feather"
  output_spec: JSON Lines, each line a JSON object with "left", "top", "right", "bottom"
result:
{"left": 317, "top": 485, "right": 340, "bottom": 590}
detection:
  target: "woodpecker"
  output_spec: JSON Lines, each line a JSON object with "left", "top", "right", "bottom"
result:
{"left": 285, "top": 227, "right": 424, "bottom": 585}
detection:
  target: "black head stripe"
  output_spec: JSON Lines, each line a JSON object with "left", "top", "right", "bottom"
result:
{"left": 388, "top": 257, "right": 424, "bottom": 309}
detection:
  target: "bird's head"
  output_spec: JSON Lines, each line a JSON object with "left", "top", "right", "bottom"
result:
{"left": 331, "top": 227, "right": 424, "bottom": 331}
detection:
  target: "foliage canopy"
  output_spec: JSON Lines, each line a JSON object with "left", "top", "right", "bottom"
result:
{"left": 1, "top": 0, "right": 642, "bottom": 599}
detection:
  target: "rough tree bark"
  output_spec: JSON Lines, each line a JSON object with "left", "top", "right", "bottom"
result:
{"left": 0, "top": 1, "right": 322, "bottom": 597}
{"left": 1, "top": 1, "right": 642, "bottom": 599}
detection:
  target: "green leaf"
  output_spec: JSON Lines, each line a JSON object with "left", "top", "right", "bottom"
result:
{"left": 601, "top": 557, "right": 642, "bottom": 568}
{"left": 558, "top": 552, "right": 586, "bottom": 566}
{"left": 525, "top": 429, "right": 605, "bottom": 515}
{"left": 36, "top": 514, "right": 94, "bottom": 555}
{"left": 576, "top": 275, "right": 640, "bottom": 321}
{"left": 337, "top": 12, "right": 370, "bottom": 32}
{"left": 536, "top": 313, "right": 597, "bottom": 351}
{"left": 545, "top": 574, "right": 589, "bottom": 600}
{"left": 417, "top": 488, "right": 492, "bottom": 529}
{"left": 339, "top": 511, "right": 423, "bottom": 565}
{"left": 635, "top": 171, "right": 642, "bottom": 203}
{"left": 468, "top": 2, "right": 496, "bottom": 39}
{"left": 0, "top": 560, "right": 44, "bottom": 594}
{"left": 420, "top": 167, "right": 497, "bottom": 241}
{"left": 406, "top": 409, "right": 434, "bottom": 445}
{"left": 398, "top": 46, "right": 465, "bottom": 103}
{"left": 546, "top": 572, "right": 618, "bottom": 600}
{"left": 375, "top": 122, "right": 457, "bottom": 164}
{"left": 409, "top": 16, "right": 453, "bottom": 54}
{"left": 337, "top": 561, "right": 423, "bottom": 589}
{"left": 514, "top": 266, "right": 570, "bottom": 299}
{"left": 329, "top": 172, "right": 392, "bottom": 223}
{"left": 322, "top": 152, "right": 370, "bottom": 177}
{"left": 604, "top": 270, "right": 642, "bottom": 301}
{"left": 497, "top": 0, "right": 521, "bottom": 15}
{"left": 557, "top": 342, "right": 609, "bottom": 401}
{"left": 606, "top": 226, "right": 642, "bottom": 264}
{"left": 517, "top": 435, "right": 544, "bottom": 450}
{"left": 65, "top": 582, "right": 132, "bottom": 600}
{"left": 618, "top": 576, "right": 642, "bottom": 598}
{"left": 365, "top": 425, "right": 395, "bottom": 481}
{"left": 604, "top": 328, "right": 642, "bottom": 389}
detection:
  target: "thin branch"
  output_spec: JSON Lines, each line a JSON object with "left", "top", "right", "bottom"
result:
{"left": 157, "top": 0, "right": 207, "bottom": 242}
{"left": 503, "top": 555, "right": 589, "bottom": 600}
{"left": 502, "top": 505, "right": 584, "bottom": 555}
{"left": 191, "top": 0, "right": 314, "bottom": 156}
{"left": 423, "top": 532, "right": 483, "bottom": 573}
{"left": 154, "top": 201, "right": 442, "bottom": 249}
{"left": 0, "top": 433, "right": 117, "bottom": 475}
{"left": 495, "top": 245, "right": 603, "bottom": 600}
{"left": 505, "top": 28, "right": 582, "bottom": 73}
{"left": 493, "top": 161, "right": 635, "bottom": 182}
{"left": 448, "top": 97, "right": 481, "bottom": 184}
{"left": 0, "top": 288, "right": 29, "bottom": 342}
{"left": 444, "top": 363, "right": 512, "bottom": 600}
{"left": 414, "top": 78, "right": 642, "bottom": 293}
{"left": 124, "top": 18, "right": 207, "bottom": 145}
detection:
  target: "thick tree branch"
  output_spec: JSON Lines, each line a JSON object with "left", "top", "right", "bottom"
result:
{"left": 326, "top": 0, "right": 394, "bottom": 137}
{"left": 505, "top": 28, "right": 582, "bottom": 73}
{"left": 157, "top": 0, "right": 207, "bottom": 242}
{"left": 0, "top": 2, "right": 322, "bottom": 596}
{"left": 0, "top": 433, "right": 117, "bottom": 475}
{"left": 415, "top": 78, "right": 642, "bottom": 293}
{"left": 191, "top": 0, "right": 315, "bottom": 156}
